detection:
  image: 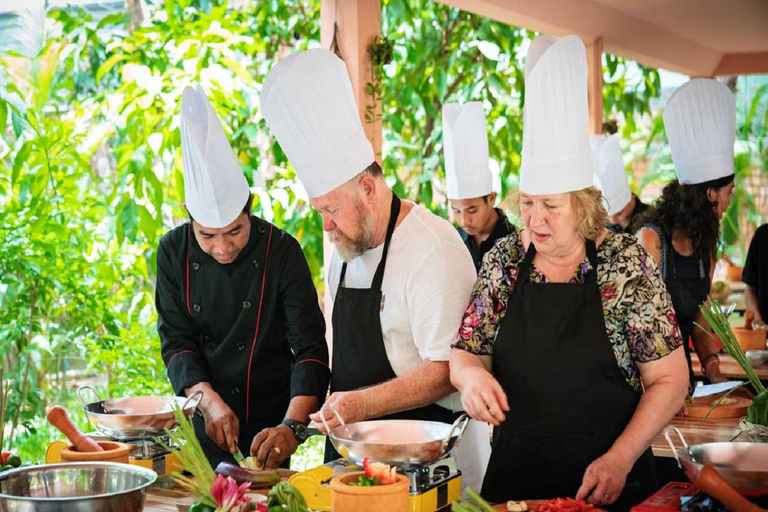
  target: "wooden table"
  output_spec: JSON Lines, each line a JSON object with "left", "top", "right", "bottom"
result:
{"left": 650, "top": 414, "right": 747, "bottom": 458}
{"left": 145, "top": 484, "right": 186, "bottom": 512}
{"left": 691, "top": 353, "right": 768, "bottom": 380}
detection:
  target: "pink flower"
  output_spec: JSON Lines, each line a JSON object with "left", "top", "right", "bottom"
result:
{"left": 211, "top": 474, "right": 251, "bottom": 512}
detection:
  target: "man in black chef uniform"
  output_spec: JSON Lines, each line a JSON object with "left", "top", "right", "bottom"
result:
{"left": 156, "top": 85, "right": 330, "bottom": 468}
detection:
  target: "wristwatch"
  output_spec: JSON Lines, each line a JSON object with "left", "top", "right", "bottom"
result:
{"left": 281, "top": 419, "right": 308, "bottom": 444}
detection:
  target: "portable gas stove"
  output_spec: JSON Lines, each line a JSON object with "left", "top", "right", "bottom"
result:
{"left": 631, "top": 482, "right": 768, "bottom": 512}
{"left": 289, "top": 456, "right": 462, "bottom": 512}
{"left": 45, "top": 435, "right": 184, "bottom": 477}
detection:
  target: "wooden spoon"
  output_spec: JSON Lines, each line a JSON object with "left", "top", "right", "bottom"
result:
{"left": 694, "top": 464, "right": 765, "bottom": 512}
{"left": 47, "top": 406, "right": 104, "bottom": 452}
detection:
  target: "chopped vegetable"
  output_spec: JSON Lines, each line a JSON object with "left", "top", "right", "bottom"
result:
{"left": 362, "top": 456, "right": 397, "bottom": 485}
{"left": 267, "top": 481, "right": 310, "bottom": 512}
{"left": 452, "top": 487, "right": 497, "bottom": 512}
{"left": 348, "top": 475, "right": 383, "bottom": 486}
{"left": 507, "top": 500, "right": 529, "bottom": 512}
{"left": 539, "top": 497, "right": 595, "bottom": 512}
{"left": 215, "top": 462, "right": 281, "bottom": 487}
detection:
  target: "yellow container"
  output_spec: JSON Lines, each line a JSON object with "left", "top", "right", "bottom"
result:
{"left": 330, "top": 471, "right": 409, "bottom": 512}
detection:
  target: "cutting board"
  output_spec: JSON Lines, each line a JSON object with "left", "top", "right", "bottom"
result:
{"left": 491, "top": 500, "right": 608, "bottom": 512}
{"left": 493, "top": 500, "right": 607, "bottom": 512}
{"left": 682, "top": 395, "right": 751, "bottom": 419}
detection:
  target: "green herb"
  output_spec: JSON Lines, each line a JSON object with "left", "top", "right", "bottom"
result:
{"left": 452, "top": 487, "right": 497, "bottom": 512}
{"left": 699, "top": 298, "right": 768, "bottom": 426}
{"left": 267, "top": 481, "right": 309, "bottom": 512}
{"left": 156, "top": 405, "right": 217, "bottom": 507}
{"left": 348, "top": 475, "right": 382, "bottom": 486}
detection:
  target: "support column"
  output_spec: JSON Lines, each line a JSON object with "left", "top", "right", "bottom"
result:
{"left": 320, "top": 0, "right": 382, "bottom": 158}
{"left": 585, "top": 36, "right": 604, "bottom": 135}
{"left": 319, "top": 0, "right": 382, "bottom": 360}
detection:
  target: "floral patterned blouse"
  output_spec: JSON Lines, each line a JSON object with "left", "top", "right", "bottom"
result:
{"left": 452, "top": 229, "right": 683, "bottom": 392}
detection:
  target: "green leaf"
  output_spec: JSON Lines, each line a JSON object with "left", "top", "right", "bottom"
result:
{"left": 96, "top": 54, "right": 128, "bottom": 82}
{"left": 0, "top": 98, "right": 7, "bottom": 132}
{"left": 120, "top": 198, "right": 139, "bottom": 243}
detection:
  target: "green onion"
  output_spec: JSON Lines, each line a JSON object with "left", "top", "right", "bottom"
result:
{"left": 699, "top": 297, "right": 768, "bottom": 427}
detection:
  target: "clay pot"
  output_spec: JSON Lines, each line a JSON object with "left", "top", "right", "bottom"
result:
{"left": 330, "top": 471, "right": 409, "bottom": 512}
{"left": 726, "top": 265, "right": 743, "bottom": 282}
{"left": 734, "top": 310, "right": 768, "bottom": 352}
{"left": 59, "top": 441, "right": 131, "bottom": 464}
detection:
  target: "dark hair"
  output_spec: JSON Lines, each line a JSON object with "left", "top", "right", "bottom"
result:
{"left": 639, "top": 174, "right": 734, "bottom": 269}
{"left": 361, "top": 160, "right": 383, "bottom": 178}
{"left": 188, "top": 193, "right": 253, "bottom": 223}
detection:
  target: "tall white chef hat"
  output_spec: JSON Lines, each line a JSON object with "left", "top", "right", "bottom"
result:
{"left": 442, "top": 102, "right": 493, "bottom": 200}
{"left": 260, "top": 49, "right": 375, "bottom": 199}
{"left": 663, "top": 78, "right": 735, "bottom": 185}
{"left": 180, "top": 85, "right": 250, "bottom": 229}
{"left": 519, "top": 35, "right": 593, "bottom": 195}
{"left": 590, "top": 135, "right": 632, "bottom": 216}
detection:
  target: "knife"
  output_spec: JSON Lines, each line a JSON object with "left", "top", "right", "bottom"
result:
{"left": 233, "top": 447, "right": 247, "bottom": 468}
{"left": 692, "top": 380, "right": 744, "bottom": 399}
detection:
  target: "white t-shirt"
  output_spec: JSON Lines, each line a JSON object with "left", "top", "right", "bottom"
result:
{"left": 328, "top": 203, "right": 476, "bottom": 411}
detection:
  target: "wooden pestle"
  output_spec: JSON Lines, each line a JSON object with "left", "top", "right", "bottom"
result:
{"left": 694, "top": 465, "right": 765, "bottom": 512}
{"left": 744, "top": 310, "right": 755, "bottom": 331}
{"left": 47, "top": 406, "right": 104, "bottom": 452}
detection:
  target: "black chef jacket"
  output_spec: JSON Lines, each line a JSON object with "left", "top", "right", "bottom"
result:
{"left": 458, "top": 208, "right": 516, "bottom": 272}
{"left": 744, "top": 224, "right": 768, "bottom": 323}
{"left": 156, "top": 216, "right": 330, "bottom": 433}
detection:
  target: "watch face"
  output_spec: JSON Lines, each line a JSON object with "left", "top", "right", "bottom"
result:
{"left": 294, "top": 422, "right": 308, "bottom": 442}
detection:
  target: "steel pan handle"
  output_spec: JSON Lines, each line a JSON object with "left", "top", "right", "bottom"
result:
{"left": 317, "top": 406, "right": 345, "bottom": 433}
{"left": 664, "top": 425, "right": 688, "bottom": 469}
{"left": 442, "top": 413, "right": 470, "bottom": 452}
{"left": 181, "top": 390, "right": 204, "bottom": 412}
{"left": 77, "top": 386, "right": 102, "bottom": 408}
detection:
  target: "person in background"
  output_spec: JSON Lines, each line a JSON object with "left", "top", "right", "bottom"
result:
{"left": 637, "top": 79, "right": 739, "bottom": 392}
{"left": 156, "top": 85, "right": 329, "bottom": 468}
{"left": 259, "top": 49, "right": 490, "bottom": 491}
{"left": 591, "top": 134, "right": 648, "bottom": 234}
{"left": 744, "top": 223, "right": 768, "bottom": 331}
{"left": 443, "top": 101, "right": 515, "bottom": 271}
{"left": 449, "top": 34, "right": 688, "bottom": 511}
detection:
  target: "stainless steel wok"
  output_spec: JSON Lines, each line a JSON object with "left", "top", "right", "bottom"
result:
{"left": 77, "top": 386, "right": 202, "bottom": 441}
{"left": 319, "top": 407, "right": 470, "bottom": 469}
{"left": 665, "top": 426, "right": 768, "bottom": 496}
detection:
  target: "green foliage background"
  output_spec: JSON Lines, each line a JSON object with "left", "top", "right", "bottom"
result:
{"left": 0, "top": 0, "right": 762, "bottom": 466}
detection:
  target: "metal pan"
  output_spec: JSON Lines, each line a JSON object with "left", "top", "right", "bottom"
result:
{"left": 319, "top": 407, "right": 470, "bottom": 469}
{"left": 665, "top": 426, "right": 768, "bottom": 496}
{"left": 77, "top": 386, "right": 203, "bottom": 441}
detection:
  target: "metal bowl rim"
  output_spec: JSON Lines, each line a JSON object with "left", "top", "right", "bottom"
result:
{"left": 0, "top": 462, "right": 157, "bottom": 502}
{"left": 83, "top": 396, "right": 198, "bottom": 418}
{"left": 329, "top": 419, "right": 454, "bottom": 445}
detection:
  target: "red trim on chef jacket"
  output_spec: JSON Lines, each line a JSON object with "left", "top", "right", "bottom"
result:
{"left": 167, "top": 349, "right": 197, "bottom": 369}
{"left": 246, "top": 224, "right": 274, "bottom": 423}
{"left": 294, "top": 358, "right": 330, "bottom": 370}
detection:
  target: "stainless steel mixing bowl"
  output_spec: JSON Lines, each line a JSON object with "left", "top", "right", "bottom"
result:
{"left": 0, "top": 462, "right": 157, "bottom": 512}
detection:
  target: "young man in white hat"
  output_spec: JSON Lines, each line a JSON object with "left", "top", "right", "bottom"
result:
{"left": 260, "top": 49, "right": 490, "bottom": 488}
{"left": 156, "top": 85, "right": 330, "bottom": 468}
{"left": 443, "top": 102, "right": 515, "bottom": 271}
{"left": 590, "top": 134, "right": 649, "bottom": 234}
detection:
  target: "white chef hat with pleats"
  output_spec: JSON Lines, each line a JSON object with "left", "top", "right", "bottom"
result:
{"left": 442, "top": 102, "right": 493, "bottom": 200}
{"left": 590, "top": 135, "right": 632, "bottom": 216}
{"left": 260, "top": 49, "right": 375, "bottom": 199}
{"left": 519, "top": 34, "right": 593, "bottom": 195}
{"left": 180, "top": 84, "right": 250, "bottom": 228}
{"left": 663, "top": 78, "right": 735, "bottom": 185}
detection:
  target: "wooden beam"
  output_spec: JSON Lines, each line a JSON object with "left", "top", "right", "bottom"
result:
{"left": 714, "top": 52, "right": 768, "bottom": 76}
{"left": 585, "top": 37, "right": 603, "bottom": 136}
{"left": 320, "top": 0, "right": 382, "bottom": 159}
{"left": 435, "top": 0, "right": 723, "bottom": 77}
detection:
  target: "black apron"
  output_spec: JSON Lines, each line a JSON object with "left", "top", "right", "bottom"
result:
{"left": 481, "top": 240, "right": 656, "bottom": 512}
{"left": 664, "top": 250, "right": 709, "bottom": 393}
{"left": 324, "top": 194, "right": 454, "bottom": 462}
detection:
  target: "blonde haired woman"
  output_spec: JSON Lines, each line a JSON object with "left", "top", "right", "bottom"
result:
{"left": 449, "top": 34, "right": 688, "bottom": 511}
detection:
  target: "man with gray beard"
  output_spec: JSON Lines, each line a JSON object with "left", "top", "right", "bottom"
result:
{"left": 260, "top": 49, "right": 484, "bottom": 478}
